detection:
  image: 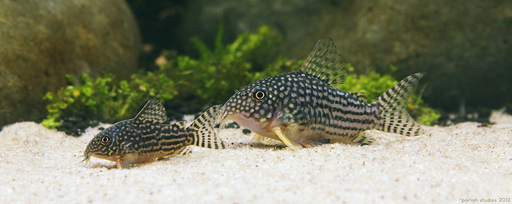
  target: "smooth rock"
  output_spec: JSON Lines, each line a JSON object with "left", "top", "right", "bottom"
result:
{"left": 0, "top": 0, "right": 141, "bottom": 127}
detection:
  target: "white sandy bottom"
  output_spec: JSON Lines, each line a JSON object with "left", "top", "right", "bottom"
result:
{"left": 1, "top": 112, "right": 511, "bottom": 203}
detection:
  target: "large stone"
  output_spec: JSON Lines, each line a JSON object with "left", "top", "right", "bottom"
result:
{"left": 0, "top": 0, "right": 141, "bottom": 127}
{"left": 178, "top": 0, "right": 512, "bottom": 111}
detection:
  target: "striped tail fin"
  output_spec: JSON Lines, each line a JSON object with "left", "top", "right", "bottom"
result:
{"left": 375, "top": 73, "right": 426, "bottom": 136}
{"left": 189, "top": 105, "right": 226, "bottom": 149}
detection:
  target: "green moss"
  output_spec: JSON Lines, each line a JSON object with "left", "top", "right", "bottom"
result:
{"left": 42, "top": 72, "right": 177, "bottom": 128}
{"left": 337, "top": 64, "right": 399, "bottom": 103}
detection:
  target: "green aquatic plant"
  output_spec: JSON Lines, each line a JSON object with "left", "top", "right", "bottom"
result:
{"left": 42, "top": 72, "right": 177, "bottom": 128}
{"left": 158, "top": 24, "right": 302, "bottom": 105}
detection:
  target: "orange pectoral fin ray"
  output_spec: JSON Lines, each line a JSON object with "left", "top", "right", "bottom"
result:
{"left": 252, "top": 134, "right": 263, "bottom": 141}
{"left": 116, "top": 157, "right": 123, "bottom": 169}
{"left": 272, "top": 127, "right": 300, "bottom": 150}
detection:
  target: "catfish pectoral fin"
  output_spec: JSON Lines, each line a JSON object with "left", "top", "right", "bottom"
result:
{"left": 272, "top": 127, "right": 300, "bottom": 150}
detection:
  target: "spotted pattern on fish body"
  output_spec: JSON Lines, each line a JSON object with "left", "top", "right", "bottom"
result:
{"left": 84, "top": 99, "right": 225, "bottom": 168}
{"left": 220, "top": 38, "right": 425, "bottom": 148}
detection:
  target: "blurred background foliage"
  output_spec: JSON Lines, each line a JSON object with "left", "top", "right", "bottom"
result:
{"left": 43, "top": 24, "right": 439, "bottom": 130}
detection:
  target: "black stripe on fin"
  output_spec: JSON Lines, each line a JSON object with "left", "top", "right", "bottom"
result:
{"left": 134, "top": 98, "right": 168, "bottom": 123}
{"left": 375, "top": 73, "right": 426, "bottom": 136}
{"left": 177, "top": 147, "right": 193, "bottom": 156}
{"left": 189, "top": 105, "right": 226, "bottom": 149}
{"left": 297, "top": 38, "right": 347, "bottom": 85}
{"left": 350, "top": 132, "right": 374, "bottom": 145}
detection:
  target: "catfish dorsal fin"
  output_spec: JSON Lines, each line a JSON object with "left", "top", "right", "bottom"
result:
{"left": 134, "top": 98, "right": 168, "bottom": 123}
{"left": 297, "top": 38, "right": 347, "bottom": 85}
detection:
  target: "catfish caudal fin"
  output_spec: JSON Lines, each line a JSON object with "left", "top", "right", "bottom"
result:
{"left": 375, "top": 73, "right": 426, "bottom": 136}
{"left": 189, "top": 105, "right": 226, "bottom": 149}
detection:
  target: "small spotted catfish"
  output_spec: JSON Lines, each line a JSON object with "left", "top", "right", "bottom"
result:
{"left": 220, "top": 38, "right": 425, "bottom": 149}
{"left": 83, "top": 99, "right": 225, "bottom": 168}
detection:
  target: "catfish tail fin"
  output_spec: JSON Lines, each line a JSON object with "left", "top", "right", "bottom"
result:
{"left": 375, "top": 73, "right": 426, "bottom": 136}
{"left": 189, "top": 105, "right": 226, "bottom": 149}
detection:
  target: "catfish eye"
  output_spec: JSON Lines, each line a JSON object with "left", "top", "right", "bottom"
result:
{"left": 251, "top": 88, "right": 267, "bottom": 102}
{"left": 100, "top": 136, "right": 110, "bottom": 144}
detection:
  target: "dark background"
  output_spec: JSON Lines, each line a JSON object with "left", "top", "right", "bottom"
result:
{"left": 126, "top": 0, "right": 512, "bottom": 113}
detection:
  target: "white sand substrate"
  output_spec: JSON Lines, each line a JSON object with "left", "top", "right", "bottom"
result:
{"left": 0, "top": 111, "right": 511, "bottom": 203}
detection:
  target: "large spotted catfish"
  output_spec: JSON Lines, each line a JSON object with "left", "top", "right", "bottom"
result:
{"left": 220, "top": 38, "right": 426, "bottom": 149}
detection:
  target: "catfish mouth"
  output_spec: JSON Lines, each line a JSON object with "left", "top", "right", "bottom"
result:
{"left": 83, "top": 152, "right": 118, "bottom": 162}
{"left": 82, "top": 144, "right": 92, "bottom": 163}
{"left": 83, "top": 145, "right": 117, "bottom": 163}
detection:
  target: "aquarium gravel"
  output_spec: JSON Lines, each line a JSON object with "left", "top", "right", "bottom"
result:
{"left": 0, "top": 111, "right": 511, "bottom": 203}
